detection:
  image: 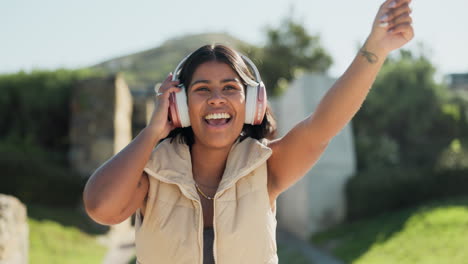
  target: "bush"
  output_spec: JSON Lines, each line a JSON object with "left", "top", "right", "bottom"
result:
{"left": 346, "top": 166, "right": 468, "bottom": 220}
{"left": 0, "top": 69, "right": 102, "bottom": 207}
{"left": 0, "top": 68, "right": 101, "bottom": 165}
{"left": 353, "top": 49, "right": 460, "bottom": 170}
{"left": 0, "top": 140, "right": 86, "bottom": 207}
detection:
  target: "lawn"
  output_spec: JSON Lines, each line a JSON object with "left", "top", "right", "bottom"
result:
{"left": 311, "top": 197, "right": 468, "bottom": 264}
{"left": 27, "top": 204, "right": 108, "bottom": 264}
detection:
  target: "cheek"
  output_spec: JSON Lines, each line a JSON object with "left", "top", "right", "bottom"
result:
{"left": 237, "top": 94, "right": 246, "bottom": 114}
{"left": 187, "top": 97, "right": 203, "bottom": 120}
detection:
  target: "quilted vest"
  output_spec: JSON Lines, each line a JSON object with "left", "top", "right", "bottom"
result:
{"left": 134, "top": 137, "right": 278, "bottom": 264}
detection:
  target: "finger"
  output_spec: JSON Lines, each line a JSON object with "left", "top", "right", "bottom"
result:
{"left": 391, "top": 0, "right": 411, "bottom": 10}
{"left": 379, "top": 4, "right": 411, "bottom": 23}
{"left": 389, "top": 22, "right": 414, "bottom": 39}
{"left": 381, "top": 0, "right": 411, "bottom": 11}
{"left": 156, "top": 85, "right": 182, "bottom": 100}
{"left": 385, "top": 3, "right": 412, "bottom": 22}
{"left": 164, "top": 72, "right": 173, "bottom": 81}
{"left": 158, "top": 80, "right": 180, "bottom": 93}
{"left": 389, "top": 12, "right": 412, "bottom": 28}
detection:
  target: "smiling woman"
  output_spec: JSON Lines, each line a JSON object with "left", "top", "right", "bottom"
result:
{"left": 82, "top": 0, "right": 414, "bottom": 263}
{"left": 165, "top": 45, "right": 276, "bottom": 147}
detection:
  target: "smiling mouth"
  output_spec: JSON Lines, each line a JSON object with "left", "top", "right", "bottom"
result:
{"left": 204, "top": 113, "right": 232, "bottom": 126}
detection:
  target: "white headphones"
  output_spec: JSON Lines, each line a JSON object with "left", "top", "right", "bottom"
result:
{"left": 167, "top": 52, "right": 267, "bottom": 128}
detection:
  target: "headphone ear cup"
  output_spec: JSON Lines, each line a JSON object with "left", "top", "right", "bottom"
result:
{"left": 244, "top": 82, "right": 267, "bottom": 125}
{"left": 168, "top": 86, "right": 191, "bottom": 128}
{"left": 244, "top": 84, "right": 257, "bottom": 125}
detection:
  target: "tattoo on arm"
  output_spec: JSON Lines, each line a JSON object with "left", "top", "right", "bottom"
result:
{"left": 360, "top": 48, "right": 378, "bottom": 64}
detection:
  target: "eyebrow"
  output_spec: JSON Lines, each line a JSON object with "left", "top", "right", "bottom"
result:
{"left": 190, "top": 78, "right": 242, "bottom": 87}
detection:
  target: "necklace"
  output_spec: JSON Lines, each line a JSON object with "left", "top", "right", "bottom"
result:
{"left": 195, "top": 183, "right": 214, "bottom": 200}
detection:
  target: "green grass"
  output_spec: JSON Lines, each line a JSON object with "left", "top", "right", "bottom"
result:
{"left": 311, "top": 197, "right": 468, "bottom": 264}
{"left": 28, "top": 204, "right": 108, "bottom": 264}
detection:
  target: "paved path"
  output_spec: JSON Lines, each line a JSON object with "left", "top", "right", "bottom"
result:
{"left": 277, "top": 229, "right": 346, "bottom": 264}
{"left": 100, "top": 219, "right": 136, "bottom": 264}
{"left": 98, "top": 222, "right": 346, "bottom": 264}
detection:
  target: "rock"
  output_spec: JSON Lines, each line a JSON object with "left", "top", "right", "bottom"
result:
{"left": 0, "top": 194, "right": 28, "bottom": 264}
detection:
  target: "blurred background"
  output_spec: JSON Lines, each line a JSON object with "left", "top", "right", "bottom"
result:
{"left": 1, "top": 0, "right": 468, "bottom": 263}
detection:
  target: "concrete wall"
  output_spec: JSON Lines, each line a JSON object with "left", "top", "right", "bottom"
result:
{"left": 272, "top": 73, "right": 357, "bottom": 239}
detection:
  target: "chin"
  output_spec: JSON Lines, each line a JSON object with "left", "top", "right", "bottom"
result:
{"left": 193, "top": 132, "right": 240, "bottom": 149}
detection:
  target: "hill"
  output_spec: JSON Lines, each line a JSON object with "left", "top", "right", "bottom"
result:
{"left": 90, "top": 33, "right": 251, "bottom": 91}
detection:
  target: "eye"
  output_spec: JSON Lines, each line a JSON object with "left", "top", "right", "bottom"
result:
{"left": 195, "top": 86, "right": 210, "bottom": 92}
{"left": 224, "top": 85, "right": 239, "bottom": 91}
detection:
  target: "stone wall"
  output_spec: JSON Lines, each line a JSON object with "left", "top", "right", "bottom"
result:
{"left": 0, "top": 194, "right": 28, "bottom": 264}
{"left": 69, "top": 74, "right": 133, "bottom": 178}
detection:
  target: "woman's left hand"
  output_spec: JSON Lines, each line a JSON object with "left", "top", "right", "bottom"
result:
{"left": 366, "top": 0, "right": 414, "bottom": 56}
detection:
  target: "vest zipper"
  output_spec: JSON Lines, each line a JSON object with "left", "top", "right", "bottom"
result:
{"left": 194, "top": 199, "right": 204, "bottom": 264}
{"left": 212, "top": 196, "right": 218, "bottom": 263}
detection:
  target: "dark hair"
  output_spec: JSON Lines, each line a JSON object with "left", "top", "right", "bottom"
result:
{"left": 165, "top": 44, "right": 277, "bottom": 146}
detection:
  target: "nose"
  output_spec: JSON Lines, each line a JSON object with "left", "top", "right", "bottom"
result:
{"left": 207, "top": 90, "right": 226, "bottom": 105}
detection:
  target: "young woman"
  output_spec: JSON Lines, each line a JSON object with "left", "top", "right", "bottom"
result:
{"left": 83, "top": 0, "right": 413, "bottom": 263}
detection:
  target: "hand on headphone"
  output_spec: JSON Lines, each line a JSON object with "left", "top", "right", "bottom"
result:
{"left": 147, "top": 73, "right": 182, "bottom": 139}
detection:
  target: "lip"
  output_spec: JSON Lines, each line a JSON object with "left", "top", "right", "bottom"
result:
{"left": 202, "top": 111, "right": 234, "bottom": 130}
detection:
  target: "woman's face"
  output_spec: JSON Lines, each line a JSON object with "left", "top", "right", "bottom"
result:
{"left": 187, "top": 61, "right": 246, "bottom": 149}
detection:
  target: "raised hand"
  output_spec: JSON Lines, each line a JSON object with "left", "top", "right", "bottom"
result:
{"left": 365, "top": 0, "right": 414, "bottom": 57}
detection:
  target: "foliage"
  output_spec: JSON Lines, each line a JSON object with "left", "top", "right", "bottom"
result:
{"left": 28, "top": 203, "right": 109, "bottom": 235}
{"left": 92, "top": 28, "right": 331, "bottom": 97}
{"left": 242, "top": 17, "right": 332, "bottom": 96}
{"left": 28, "top": 204, "right": 107, "bottom": 264}
{"left": 0, "top": 140, "right": 87, "bottom": 207}
{"left": 347, "top": 49, "right": 468, "bottom": 219}
{"left": 346, "top": 166, "right": 468, "bottom": 220}
{"left": 0, "top": 69, "right": 102, "bottom": 207}
{"left": 311, "top": 197, "right": 468, "bottom": 264}
{"left": 0, "top": 68, "right": 101, "bottom": 164}
{"left": 353, "top": 49, "right": 458, "bottom": 170}
{"left": 91, "top": 33, "right": 249, "bottom": 90}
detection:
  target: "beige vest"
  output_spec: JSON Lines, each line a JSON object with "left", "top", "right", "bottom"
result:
{"left": 134, "top": 137, "right": 278, "bottom": 264}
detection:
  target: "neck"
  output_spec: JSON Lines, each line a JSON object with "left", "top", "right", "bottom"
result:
{"left": 190, "top": 142, "right": 233, "bottom": 187}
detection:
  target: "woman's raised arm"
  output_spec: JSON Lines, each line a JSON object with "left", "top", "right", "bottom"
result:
{"left": 267, "top": 0, "right": 414, "bottom": 198}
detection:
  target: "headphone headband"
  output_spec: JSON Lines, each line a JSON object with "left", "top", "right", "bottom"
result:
{"left": 171, "top": 52, "right": 262, "bottom": 85}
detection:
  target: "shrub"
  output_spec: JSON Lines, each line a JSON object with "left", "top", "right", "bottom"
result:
{"left": 346, "top": 166, "right": 468, "bottom": 220}
{"left": 0, "top": 68, "right": 101, "bottom": 164}
{"left": 0, "top": 132, "right": 86, "bottom": 208}
{"left": 0, "top": 69, "right": 101, "bottom": 207}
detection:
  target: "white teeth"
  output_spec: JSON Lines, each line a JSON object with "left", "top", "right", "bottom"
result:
{"left": 204, "top": 113, "right": 231, "bottom": 120}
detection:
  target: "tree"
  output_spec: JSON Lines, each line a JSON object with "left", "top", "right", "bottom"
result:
{"left": 353, "top": 49, "right": 459, "bottom": 170}
{"left": 242, "top": 17, "right": 332, "bottom": 96}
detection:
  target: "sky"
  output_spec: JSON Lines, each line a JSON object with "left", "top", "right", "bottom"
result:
{"left": 1, "top": 0, "right": 467, "bottom": 79}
